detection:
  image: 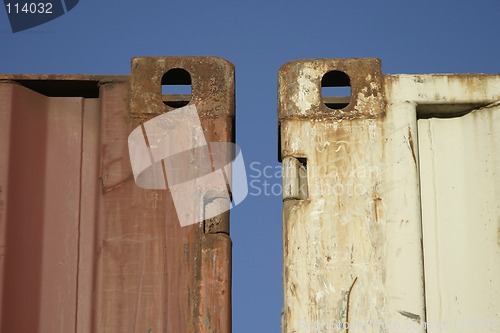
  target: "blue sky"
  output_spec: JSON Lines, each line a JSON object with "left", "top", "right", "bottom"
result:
{"left": 1, "top": 1, "right": 499, "bottom": 331}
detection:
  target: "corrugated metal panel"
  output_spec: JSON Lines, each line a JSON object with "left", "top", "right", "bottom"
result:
{"left": 0, "top": 56, "right": 234, "bottom": 332}
{"left": 418, "top": 103, "right": 500, "bottom": 332}
{"left": 279, "top": 59, "right": 500, "bottom": 332}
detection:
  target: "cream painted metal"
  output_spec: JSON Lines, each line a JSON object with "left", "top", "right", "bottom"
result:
{"left": 280, "top": 59, "right": 500, "bottom": 333}
{"left": 418, "top": 102, "right": 500, "bottom": 333}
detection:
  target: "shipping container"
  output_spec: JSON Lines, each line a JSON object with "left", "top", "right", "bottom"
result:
{"left": 0, "top": 56, "right": 234, "bottom": 332}
{"left": 279, "top": 58, "right": 500, "bottom": 333}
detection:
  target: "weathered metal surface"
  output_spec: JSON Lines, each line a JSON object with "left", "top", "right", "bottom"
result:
{"left": 130, "top": 56, "right": 235, "bottom": 118}
{"left": 127, "top": 56, "right": 233, "bottom": 331}
{"left": 280, "top": 59, "right": 500, "bottom": 332}
{"left": 280, "top": 58, "right": 426, "bottom": 333}
{"left": 418, "top": 103, "right": 500, "bottom": 332}
{"left": 0, "top": 56, "right": 234, "bottom": 332}
{"left": 278, "top": 58, "right": 385, "bottom": 120}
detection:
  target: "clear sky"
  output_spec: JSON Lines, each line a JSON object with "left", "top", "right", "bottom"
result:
{"left": 1, "top": 0, "right": 499, "bottom": 332}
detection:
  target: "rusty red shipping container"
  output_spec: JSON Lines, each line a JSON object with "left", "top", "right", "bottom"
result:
{"left": 0, "top": 56, "right": 234, "bottom": 332}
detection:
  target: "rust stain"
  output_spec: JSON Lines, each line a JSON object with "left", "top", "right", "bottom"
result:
{"left": 130, "top": 57, "right": 235, "bottom": 118}
{"left": 407, "top": 126, "right": 417, "bottom": 166}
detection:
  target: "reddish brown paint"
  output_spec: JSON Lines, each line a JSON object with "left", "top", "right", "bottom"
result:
{"left": 0, "top": 56, "right": 233, "bottom": 332}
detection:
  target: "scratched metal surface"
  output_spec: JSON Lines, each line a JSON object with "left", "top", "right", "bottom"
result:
{"left": 279, "top": 59, "right": 426, "bottom": 333}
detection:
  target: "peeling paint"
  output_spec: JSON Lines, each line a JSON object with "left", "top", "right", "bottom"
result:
{"left": 294, "top": 67, "right": 320, "bottom": 113}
